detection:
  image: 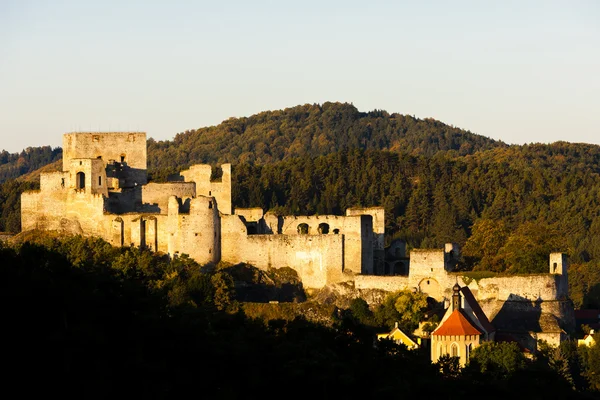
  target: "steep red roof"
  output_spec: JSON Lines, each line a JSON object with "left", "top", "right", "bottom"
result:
{"left": 432, "top": 309, "right": 482, "bottom": 336}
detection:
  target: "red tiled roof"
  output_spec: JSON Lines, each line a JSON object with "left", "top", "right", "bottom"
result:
{"left": 432, "top": 309, "right": 482, "bottom": 336}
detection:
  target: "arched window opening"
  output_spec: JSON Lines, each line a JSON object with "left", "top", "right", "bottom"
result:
{"left": 439, "top": 344, "right": 444, "bottom": 357}
{"left": 466, "top": 343, "right": 472, "bottom": 360}
{"left": 98, "top": 176, "right": 102, "bottom": 186}
{"left": 208, "top": 201, "right": 213, "bottom": 209}
{"left": 76, "top": 172, "right": 85, "bottom": 190}
{"left": 451, "top": 343, "right": 458, "bottom": 357}
{"left": 333, "top": 228, "right": 340, "bottom": 234}
{"left": 120, "top": 154, "right": 126, "bottom": 163}
{"left": 318, "top": 223, "right": 330, "bottom": 234}
{"left": 297, "top": 223, "right": 309, "bottom": 235}
{"left": 553, "top": 262, "right": 558, "bottom": 272}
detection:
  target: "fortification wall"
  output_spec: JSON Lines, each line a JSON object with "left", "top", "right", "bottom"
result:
{"left": 166, "top": 196, "right": 220, "bottom": 264}
{"left": 235, "top": 208, "right": 264, "bottom": 222}
{"left": 181, "top": 164, "right": 232, "bottom": 215}
{"left": 142, "top": 182, "right": 196, "bottom": 214}
{"left": 464, "top": 274, "right": 564, "bottom": 302}
{"left": 21, "top": 190, "right": 69, "bottom": 232}
{"left": 67, "top": 158, "right": 108, "bottom": 197}
{"left": 354, "top": 275, "right": 410, "bottom": 292}
{"left": 278, "top": 214, "right": 372, "bottom": 274}
{"left": 40, "top": 171, "right": 70, "bottom": 191}
{"left": 102, "top": 213, "right": 168, "bottom": 252}
{"left": 346, "top": 207, "right": 385, "bottom": 250}
{"left": 64, "top": 191, "right": 106, "bottom": 235}
{"left": 221, "top": 214, "right": 347, "bottom": 288}
{"left": 410, "top": 249, "right": 446, "bottom": 275}
{"left": 63, "top": 132, "right": 147, "bottom": 173}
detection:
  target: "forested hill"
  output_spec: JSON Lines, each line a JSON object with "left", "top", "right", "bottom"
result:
{"left": 0, "top": 146, "right": 62, "bottom": 184}
{"left": 146, "top": 102, "right": 506, "bottom": 178}
{"left": 2, "top": 104, "right": 600, "bottom": 308}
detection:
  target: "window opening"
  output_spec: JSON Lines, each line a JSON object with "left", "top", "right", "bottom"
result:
{"left": 76, "top": 172, "right": 85, "bottom": 189}
{"left": 318, "top": 223, "right": 330, "bottom": 234}
{"left": 297, "top": 223, "right": 309, "bottom": 234}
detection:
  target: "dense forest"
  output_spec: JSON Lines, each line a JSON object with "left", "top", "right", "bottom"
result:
{"left": 0, "top": 145, "right": 62, "bottom": 183}
{"left": 1, "top": 102, "right": 600, "bottom": 307}
{"left": 1, "top": 235, "right": 597, "bottom": 397}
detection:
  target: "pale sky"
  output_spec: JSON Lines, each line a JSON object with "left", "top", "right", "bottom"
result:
{"left": 1, "top": 0, "right": 598, "bottom": 153}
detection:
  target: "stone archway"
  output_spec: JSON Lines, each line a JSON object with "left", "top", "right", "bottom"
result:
{"left": 418, "top": 277, "right": 443, "bottom": 301}
{"left": 76, "top": 172, "right": 85, "bottom": 190}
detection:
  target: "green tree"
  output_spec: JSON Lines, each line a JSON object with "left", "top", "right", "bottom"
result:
{"left": 465, "top": 342, "right": 526, "bottom": 380}
{"left": 462, "top": 219, "right": 509, "bottom": 271}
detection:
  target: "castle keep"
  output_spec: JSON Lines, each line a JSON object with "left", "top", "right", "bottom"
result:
{"left": 22, "top": 132, "right": 575, "bottom": 350}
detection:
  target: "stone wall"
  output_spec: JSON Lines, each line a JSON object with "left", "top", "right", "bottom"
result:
{"left": 221, "top": 215, "right": 347, "bottom": 289}
{"left": 167, "top": 196, "right": 220, "bottom": 264}
{"left": 355, "top": 275, "right": 410, "bottom": 292}
{"left": 277, "top": 214, "right": 373, "bottom": 274}
{"left": 142, "top": 182, "right": 196, "bottom": 214}
{"left": 235, "top": 208, "right": 264, "bottom": 222}
{"left": 181, "top": 164, "right": 232, "bottom": 215}
{"left": 63, "top": 132, "right": 147, "bottom": 185}
{"left": 40, "top": 171, "right": 70, "bottom": 191}
{"left": 465, "top": 274, "right": 565, "bottom": 303}
{"left": 346, "top": 207, "right": 385, "bottom": 250}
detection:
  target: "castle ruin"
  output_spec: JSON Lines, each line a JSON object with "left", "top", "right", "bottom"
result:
{"left": 22, "top": 132, "right": 575, "bottom": 350}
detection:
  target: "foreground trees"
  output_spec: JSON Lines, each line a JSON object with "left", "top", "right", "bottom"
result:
{"left": 1, "top": 235, "right": 597, "bottom": 398}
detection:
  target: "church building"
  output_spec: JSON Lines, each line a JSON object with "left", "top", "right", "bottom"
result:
{"left": 431, "top": 283, "right": 495, "bottom": 366}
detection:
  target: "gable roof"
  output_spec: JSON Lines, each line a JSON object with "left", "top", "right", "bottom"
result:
{"left": 432, "top": 309, "right": 482, "bottom": 336}
{"left": 460, "top": 286, "right": 496, "bottom": 333}
{"left": 377, "top": 323, "right": 419, "bottom": 348}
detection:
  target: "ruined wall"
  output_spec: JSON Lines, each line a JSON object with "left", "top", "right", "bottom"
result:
{"left": 180, "top": 164, "right": 232, "bottom": 215}
{"left": 221, "top": 215, "right": 346, "bottom": 289}
{"left": 167, "top": 196, "right": 220, "bottom": 264}
{"left": 105, "top": 187, "right": 142, "bottom": 214}
{"left": 63, "top": 132, "right": 147, "bottom": 185}
{"left": 141, "top": 182, "right": 196, "bottom": 214}
{"left": 354, "top": 275, "right": 410, "bottom": 292}
{"left": 235, "top": 208, "right": 264, "bottom": 222}
{"left": 67, "top": 158, "right": 108, "bottom": 197}
{"left": 103, "top": 213, "right": 168, "bottom": 253}
{"left": 463, "top": 274, "right": 566, "bottom": 302}
{"left": 278, "top": 214, "right": 373, "bottom": 275}
{"left": 40, "top": 171, "right": 70, "bottom": 191}
{"left": 22, "top": 164, "right": 106, "bottom": 235}
{"left": 346, "top": 207, "right": 385, "bottom": 250}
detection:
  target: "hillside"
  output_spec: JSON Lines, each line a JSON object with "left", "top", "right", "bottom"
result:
{"left": 1, "top": 103, "right": 600, "bottom": 308}
{"left": 0, "top": 146, "right": 62, "bottom": 184}
{"left": 146, "top": 102, "right": 506, "bottom": 180}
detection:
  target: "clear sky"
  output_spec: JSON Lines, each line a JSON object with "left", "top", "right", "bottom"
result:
{"left": 1, "top": 0, "right": 598, "bottom": 153}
